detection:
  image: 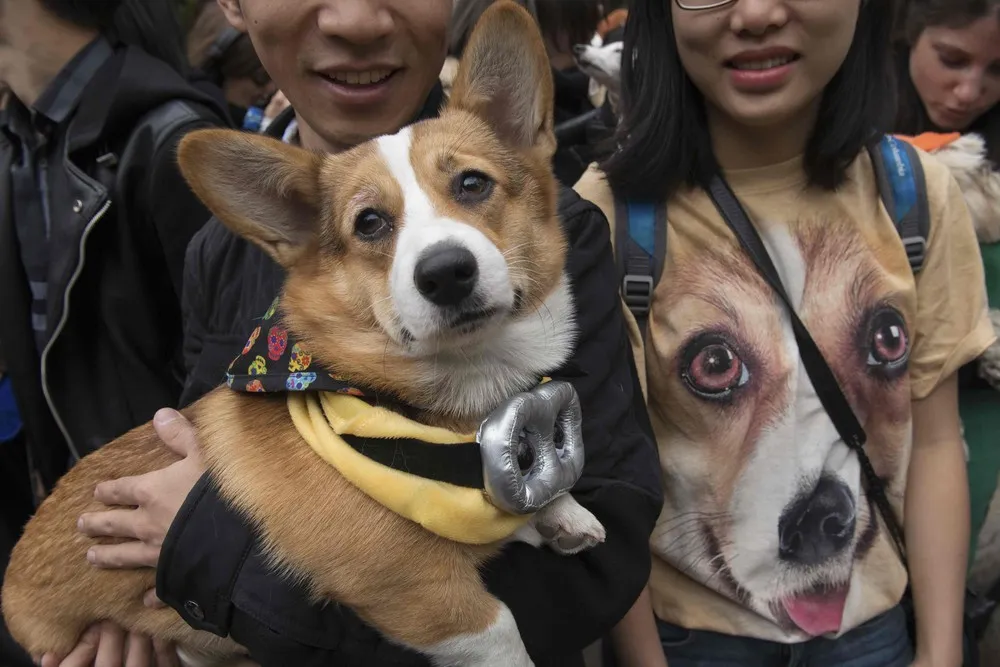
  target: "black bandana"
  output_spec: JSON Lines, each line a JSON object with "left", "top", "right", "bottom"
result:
{"left": 225, "top": 297, "right": 369, "bottom": 397}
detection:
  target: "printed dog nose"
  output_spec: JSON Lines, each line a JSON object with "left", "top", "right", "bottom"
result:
{"left": 778, "top": 476, "right": 856, "bottom": 566}
{"left": 414, "top": 243, "right": 479, "bottom": 306}
{"left": 573, "top": 44, "right": 587, "bottom": 55}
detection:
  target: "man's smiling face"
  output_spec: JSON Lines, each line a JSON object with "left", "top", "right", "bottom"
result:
{"left": 218, "top": 0, "right": 452, "bottom": 150}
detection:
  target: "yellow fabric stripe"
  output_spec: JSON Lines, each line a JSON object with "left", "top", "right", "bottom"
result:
{"left": 287, "top": 392, "right": 531, "bottom": 545}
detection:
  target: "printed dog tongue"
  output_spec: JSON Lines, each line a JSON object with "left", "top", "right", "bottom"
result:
{"left": 783, "top": 587, "right": 848, "bottom": 636}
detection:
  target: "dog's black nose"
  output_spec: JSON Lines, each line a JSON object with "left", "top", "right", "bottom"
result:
{"left": 573, "top": 44, "right": 587, "bottom": 56}
{"left": 414, "top": 243, "right": 479, "bottom": 306}
{"left": 778, "top": 476, "right": 856, "bottom": 566}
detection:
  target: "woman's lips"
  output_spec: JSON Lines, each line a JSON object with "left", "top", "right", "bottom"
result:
{"left": 725, "top": 52, "right": 801, "bottom": 94}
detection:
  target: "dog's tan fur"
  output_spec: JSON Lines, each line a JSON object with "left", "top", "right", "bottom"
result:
{"left": 3, "top": 4, "right": 578, "bottom": 664}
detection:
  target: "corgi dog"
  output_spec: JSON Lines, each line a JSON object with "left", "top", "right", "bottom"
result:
{"left": 2, "top": 4, "right": 605, "bottom": 666}
{"left": 573, "top": 41, "right": 623, "bottom": 114}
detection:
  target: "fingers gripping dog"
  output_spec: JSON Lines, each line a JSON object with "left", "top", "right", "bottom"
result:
{"left": 1, "top": 3, "right": 605, "bottom": 666}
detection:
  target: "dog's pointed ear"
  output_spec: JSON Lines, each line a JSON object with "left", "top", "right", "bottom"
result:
{"left": 448, "top": 1, "right": 555, "bottom": 158}
{"left": 177, "top": 129, "right": 323, "bottom": 267}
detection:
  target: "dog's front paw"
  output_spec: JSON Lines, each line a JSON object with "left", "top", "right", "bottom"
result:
{"left": 533, "top": 495, "right": 606, "bottom": 556}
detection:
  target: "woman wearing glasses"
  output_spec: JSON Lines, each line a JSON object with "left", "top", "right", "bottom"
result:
{"left": 576, "top": 0, "right": 994, "bottom": 665}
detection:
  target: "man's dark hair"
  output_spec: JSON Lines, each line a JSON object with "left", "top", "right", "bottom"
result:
{"left": 603, "top": 0, "right": 899, "bottom": 200}
{"left": 38, "top": 0, "right": 188, "bottom": 76}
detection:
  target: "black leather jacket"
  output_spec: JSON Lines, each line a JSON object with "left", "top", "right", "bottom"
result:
{"left": 0, "top": 43, "right": 229, "bottom": 494}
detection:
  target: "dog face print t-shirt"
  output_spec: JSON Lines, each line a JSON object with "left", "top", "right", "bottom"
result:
{"left": 576, "top": 150, "right": 996, "bottom": 642}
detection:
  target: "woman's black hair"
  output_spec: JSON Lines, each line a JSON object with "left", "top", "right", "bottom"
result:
{"left": 899, "top": 0, "right": 1000, "bottom": 44}
{"left": 603, "top": 0, "right": 899, "bottom": 200}
{"left": 38, "top": 0, "right": 189, "bottom": 77}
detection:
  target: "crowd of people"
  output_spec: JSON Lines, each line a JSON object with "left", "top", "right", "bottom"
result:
{"left": 1, "top": 0, "right": 999, "bottom": 666}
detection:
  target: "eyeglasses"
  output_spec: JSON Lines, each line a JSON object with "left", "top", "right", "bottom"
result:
{"left": 675, "top": 0, "right": 738, "bottom": 10}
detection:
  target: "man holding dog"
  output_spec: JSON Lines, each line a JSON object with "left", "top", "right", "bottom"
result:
{"left": 49, "top": 1, "right": 663, "bottom": 666}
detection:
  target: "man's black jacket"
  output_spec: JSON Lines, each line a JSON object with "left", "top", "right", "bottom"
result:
{"left": 0, "top": 44, "right": 229, "bottom": 493}
{"left": 161, "top": 105, "right": 663, "bottom": 666}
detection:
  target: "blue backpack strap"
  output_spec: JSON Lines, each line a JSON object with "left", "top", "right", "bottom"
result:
{"left": 614, "top": 197, "right": 668, "bottom": 341}
{"left": 869, "top": 135, "right": 930, "bottom": 273}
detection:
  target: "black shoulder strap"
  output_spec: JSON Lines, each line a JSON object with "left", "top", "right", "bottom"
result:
{"left": 91, "top": 100, "right": 207, "bottom": 290}
{"left": 94, "top": 100, "right": 204, "bottom": 189}
{"left": 614, "top": 197, "right": 668, "bottom": 341}
{"left": 706, "top": 175, "right": 909, "bottom": 568}
{"left": 868, "top": 135, "right": 931, "bottom": 274}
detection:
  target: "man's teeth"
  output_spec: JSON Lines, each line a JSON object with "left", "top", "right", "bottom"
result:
{"left": 732, "top": 56, "right": 795, "bottom": 71}
{"left": 327, "top": 70, "right": 393, "bottom": 85}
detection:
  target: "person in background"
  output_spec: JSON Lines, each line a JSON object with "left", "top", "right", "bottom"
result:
{"left": 0, "top": 0, "right": 229, "bottom": 661}
{"left": 48, "top": 1, "right": 663, "bottom": 666}
{"left": 894, "top": 2, "right": 1000, "bottom": 643}
{"left": 186, "top": 0, "right": 276, "bottom": 129}
{"left": 895, "top": 0, "right": 1000, "bottom": 162}
{"left": 576, "top": 0, "right": 994, "bottom": 665}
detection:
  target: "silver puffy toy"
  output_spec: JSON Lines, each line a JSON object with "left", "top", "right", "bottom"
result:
{"left": 477, "top": 381, "right": 585, "bottom": 515}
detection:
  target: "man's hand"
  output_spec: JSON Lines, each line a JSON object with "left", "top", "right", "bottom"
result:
{"left": 39, "top": 621, "right": 180, "bottom": 667}
{"left": 77, "top": 409, "right": 205, "bottom": 569}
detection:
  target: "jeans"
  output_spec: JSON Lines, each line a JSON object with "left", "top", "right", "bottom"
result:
{"left": 654, "top": 605, "right": 912, "bottom": 667}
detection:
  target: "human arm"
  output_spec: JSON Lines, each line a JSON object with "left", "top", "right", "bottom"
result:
{"left": 608, "top": 588, "right": 669, "bottom": 667}
{"left": 904, "top": 158, "right": 997, "bottom": 667}
{"left": 906, "top": 373, "right": 968, "bottom": 667}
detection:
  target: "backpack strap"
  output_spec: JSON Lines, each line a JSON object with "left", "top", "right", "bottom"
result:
{"left": 868, "top": 135, "right": 931, "bottom": 274}
{"left": 615, "top": 197, "right": 668, "bottom": 341}
{"left": 93, "top": 100, "right": 206, "bottom": 191}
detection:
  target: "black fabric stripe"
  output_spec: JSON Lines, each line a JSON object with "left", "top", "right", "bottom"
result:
{"left": 339, "top": 433, "right": 485, "bottom": 490}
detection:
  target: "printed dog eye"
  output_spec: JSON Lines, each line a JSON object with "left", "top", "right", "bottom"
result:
{"left": 863, "top": 307, "right": 909, "bottom": 379}
{"left": 354, "top": 209, "right": 393, "bottom": 241}
{"left": 452, "top": 171, "right": 493, "bottom": 204}
{"left": 680, "top": 333, "right": 751, "bottom": 401}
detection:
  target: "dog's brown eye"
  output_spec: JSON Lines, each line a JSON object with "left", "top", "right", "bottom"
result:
{"left": 453, "top": 171, "right": 493, "bottom": 204}
{"left": 354, "top": 209, "right": 392, "bottom": 241}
